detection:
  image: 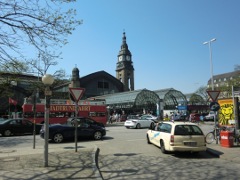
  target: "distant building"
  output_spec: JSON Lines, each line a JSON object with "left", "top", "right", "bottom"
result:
{"left": 55, "top": 32, "right": 134, "bottom": 98}
{"left": 8, "top": 33, "right": 240, "bottom": 116}
{"left": 207, "top": 70, "right": 240, "bottom": 98}
{"left": 208, "top": 70, "right": 240, "bottom": 89}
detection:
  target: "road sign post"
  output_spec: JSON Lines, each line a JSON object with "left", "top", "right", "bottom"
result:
{"left": 232, "top": 86, "right": 240, "bottom": 130}
{"left": 207, "top": 90, "right": 221, "bottom": 144}
{"left": 69, "top": 88, "right": 85, "bottom": 152}
{"left": 210, "top": 101, "right": 220, "bottom": 111}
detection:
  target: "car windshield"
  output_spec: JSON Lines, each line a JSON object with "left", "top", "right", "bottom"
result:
{"left": 174, "top": 125, "right": 204, "bottom": 136}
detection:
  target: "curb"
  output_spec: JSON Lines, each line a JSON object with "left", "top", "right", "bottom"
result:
{"left": 93, "top": 146, "right": 104, "bottom": 180}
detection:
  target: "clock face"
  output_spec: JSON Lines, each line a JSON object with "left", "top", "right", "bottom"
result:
{"left": 119, "top": 56, "right": 122, "bottom": 61}
{"left": 126, "top": 56, "right": 131, "bottom": 61}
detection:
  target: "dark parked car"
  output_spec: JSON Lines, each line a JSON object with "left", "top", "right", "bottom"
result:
{"left": 40, "top": 117, "right": 106, "bottom": 143}
{"left": 0, "top": 118, "right": 42, "bottom": 136}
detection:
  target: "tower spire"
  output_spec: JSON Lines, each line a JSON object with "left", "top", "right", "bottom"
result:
{"left": 120, "top": 32, "right": 130, "bottom": 54}
{"left": 122, "top": 32, "right": 126, "bottom": 45}
{"left": 116, "top": 32, "right": 134, "bottom": 91}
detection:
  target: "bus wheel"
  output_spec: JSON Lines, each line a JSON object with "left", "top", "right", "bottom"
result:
{"left": 93, "top": 131, "right": 102, "bottom": 140}
{"left": 53, "top": 133, "right": 64, "bottom": 143}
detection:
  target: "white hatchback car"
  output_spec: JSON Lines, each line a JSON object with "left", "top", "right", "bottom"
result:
{"left": 146, "top": 121, "right": 206, "bottom": 153}
{"left": 124, "top": 115, "right": 155, "bottom": 129}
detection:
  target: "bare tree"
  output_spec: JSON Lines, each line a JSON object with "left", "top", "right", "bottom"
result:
{"left": 195, "top": 85, "right": 208, "bottom": 102}
{"left": 27, "top": 50, "right": 66, "bottom": 78}
{"left": 0, "top": 0, "right": 81, "bottom": 100}
{"left": 189, "top": 93, "right": 205, "bottom": 105}
{"left": 0, "top": 0, "right": 82, "bottom": 65}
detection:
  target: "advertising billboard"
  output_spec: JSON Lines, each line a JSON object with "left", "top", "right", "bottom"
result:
{"left": 218, "top": 99, "right": 234, "bottom": 125}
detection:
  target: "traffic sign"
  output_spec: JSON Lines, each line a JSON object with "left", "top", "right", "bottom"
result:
{"left": 69, "top": 88, "right": 85, "bottom": 102}
{"left": 210, "top": 101, "right": 220, "bottom": 111}
{"left": 207, "top": 90, "right": 220, "bottom": 101}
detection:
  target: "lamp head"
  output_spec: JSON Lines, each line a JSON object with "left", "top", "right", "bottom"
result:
{"left": 210, "top": 38, "right": 216, "bottom": 42}
{"left": 42, "top": 74, "right": 54, "bottom": 86}
{"left": 203, "top": 38, "right": 216, "bottom": 45}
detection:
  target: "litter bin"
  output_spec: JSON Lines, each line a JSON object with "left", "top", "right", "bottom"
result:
{"left": 220, "top": 131, "right": 234, "bottom": 147}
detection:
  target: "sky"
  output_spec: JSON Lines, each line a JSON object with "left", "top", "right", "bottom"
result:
{"left": 49, "top": 0, "right": 240, "bottom": 94}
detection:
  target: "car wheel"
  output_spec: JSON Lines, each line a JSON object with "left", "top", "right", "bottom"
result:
{"left": 147, "top": 135, "right": 151, "bottom": 144}
{"left": 150, "top": 122, "right": 154, "bottom": 129}
{"left": 93, "top": 131, "right": 102, "bottom": 140}
{"left": 136, "top": 123, "right": 141, "bottom": 129}
{"left": 53, "top": 133, "right": 64, "bottom": 143}
{"left": 3, "top": 130, "right": 12, "bottom": 137}
{"left": 160, "top": 140, "right": 166, "bottom": 154}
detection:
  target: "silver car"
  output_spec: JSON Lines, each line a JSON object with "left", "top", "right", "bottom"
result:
{"left": 124, "top": 115, "right": 155, "bottom": 129}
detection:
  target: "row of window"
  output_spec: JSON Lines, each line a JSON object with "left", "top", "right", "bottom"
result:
{"left": 213, "top": 77, "right": 233, "bottom": 83}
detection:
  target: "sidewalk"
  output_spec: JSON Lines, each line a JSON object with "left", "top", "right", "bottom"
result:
{"left": 207, "top": 142, "right": 240, "bottom": 162}
{"left": 199, "top": 122, "right": 240, "bottom": 162}
{"left": 1, "top": 144, "right": 239, "bottom": 180}
{"left": 0, "top": 146, "right": 102, "bottom": 180}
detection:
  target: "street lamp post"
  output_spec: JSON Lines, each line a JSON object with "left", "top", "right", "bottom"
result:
{"left": 203, "top": 38, "right": 216, "bottom": 90}
{"left": 42, "top": 74, "right": 54, "bottom": 167}
{"left": 203, "top": 39, "right": 218, "bottom": 144}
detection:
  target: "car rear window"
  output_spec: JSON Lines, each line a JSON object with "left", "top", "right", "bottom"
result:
{"left": 174, "top": 125, "right": 204, "bottom": 135}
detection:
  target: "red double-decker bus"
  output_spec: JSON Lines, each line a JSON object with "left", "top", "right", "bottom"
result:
{"left": 22, "top": 99, "right": 107, "bottom": 125}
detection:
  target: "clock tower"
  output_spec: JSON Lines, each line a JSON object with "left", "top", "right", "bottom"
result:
{"left": 116, "top": 32, "right": 134, "bottom": 91}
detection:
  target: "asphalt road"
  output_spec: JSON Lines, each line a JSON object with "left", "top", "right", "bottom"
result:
{"left": 1, "top": 122, "right": 240, "bottom": 180}
{"left": 97, "top": 124, "right": 240, "bottom": 180}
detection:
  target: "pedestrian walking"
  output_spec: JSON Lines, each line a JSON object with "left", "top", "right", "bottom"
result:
{"left": 108, "top": 115, "right": 113, "bottom": 124}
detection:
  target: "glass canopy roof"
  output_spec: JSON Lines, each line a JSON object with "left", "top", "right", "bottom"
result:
{"left": 92, "top": 88, "right": 187, "bottom": 110}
